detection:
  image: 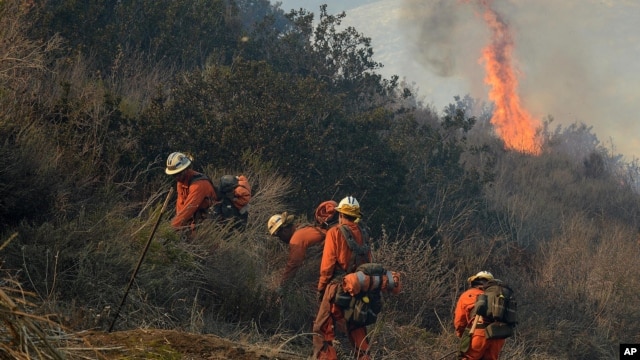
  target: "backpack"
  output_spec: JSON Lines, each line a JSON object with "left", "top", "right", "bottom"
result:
{"left": 333, "top": 225, "right": 386, "bottom": 326}
{"left": 342, "top": 263, "right": 386, "bottom": 326}
{"left": 475, "top": 280, "right": 517, "bottom": 338}
{"left": 215, "top": 175, "right": 252, "bottom": 218}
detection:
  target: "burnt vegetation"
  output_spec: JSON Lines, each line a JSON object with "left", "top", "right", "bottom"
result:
{"left": 1, "top": 0, "right": 640, "bottom": 359}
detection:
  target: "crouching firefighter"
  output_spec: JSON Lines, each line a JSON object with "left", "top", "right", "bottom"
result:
{"left": 165, "top": 152, "right": 216, "bottom": 238}
{"left": 313, "top": 196, "right": 395, "bottom": 360}
{"left": 268, "top": 200, "right": 339, "bottom": 290}
{"left": 454, "top": 271, "right": 516, "bottom": 360}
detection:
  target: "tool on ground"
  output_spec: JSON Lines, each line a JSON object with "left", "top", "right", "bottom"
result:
{"left": 108, "top": 187, "right": 174, "bottom": 332}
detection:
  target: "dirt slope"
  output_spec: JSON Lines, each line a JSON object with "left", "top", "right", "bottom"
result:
{"left": 77, "top": 328, "right": 307, "bottom": 360}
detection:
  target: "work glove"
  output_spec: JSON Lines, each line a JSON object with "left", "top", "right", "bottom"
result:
{"left": 316, "top": 289, "right": 325, "bottom": 303}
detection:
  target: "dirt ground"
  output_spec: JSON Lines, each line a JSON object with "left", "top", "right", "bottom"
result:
{"left": 76, "top": 328, "right": 308, "bottom": 360}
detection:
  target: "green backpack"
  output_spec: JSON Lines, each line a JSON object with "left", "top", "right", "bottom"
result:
{"left": 475, "top": 280, "right": 517, "bottom": 339}
{"left": 333, "top": 225, "right": 383, "bottom": 326}
{"left": 344, "top": 263, "right": 386, "bottom": 326}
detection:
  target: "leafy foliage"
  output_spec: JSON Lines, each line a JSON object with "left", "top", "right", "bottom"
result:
{"left": 386, "top": 100, "right": 487, "bottom": 237}
{"left": 137, "top": 59, "right": 406, "bottom": 231}
{"left": 28, "top": 0, "right": 239, "bottom": 71}
{"left": 242, "top": 6, "right": 399, "bottom": 111}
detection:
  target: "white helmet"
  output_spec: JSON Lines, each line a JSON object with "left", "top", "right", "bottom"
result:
{"left": 336, "top": 196, "right": 361, "bottom": 218}
{"left": 467, "top": 271, "right": 494, "bottom": 284}
{"left": 267, "top": 212, "right": 294, "bottom": 236}
{"left": 165, "top": 152, "right": 192, "bottom": 175}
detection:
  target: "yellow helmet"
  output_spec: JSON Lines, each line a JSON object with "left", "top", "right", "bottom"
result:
{"left": 336, "top": 196, "right": 361, "bottom": 218}
{"left": 267, "top": 212, "right": 294, "bottom": 235}
{"left": 467, "top": 271, "right": 494, "bottom": 284}
{"left": 165, "top": 152, "right": 192, "bottom": 175}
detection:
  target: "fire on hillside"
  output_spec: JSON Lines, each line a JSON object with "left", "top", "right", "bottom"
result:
{"left": 467, "top": 0, "right": 543, "bottom": 155}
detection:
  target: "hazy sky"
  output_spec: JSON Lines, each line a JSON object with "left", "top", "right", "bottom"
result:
{"left": 277, "top": 0, "right": 640, "bottom": 160}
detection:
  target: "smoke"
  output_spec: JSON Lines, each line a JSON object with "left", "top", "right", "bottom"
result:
{"left": 400, "top": 0, "right": 487, "bottom": 80}
{"left": 406, "top": 1, "right": 459, "bottom": 77}
{"left": 399, "top": 0, "right": 640, "bottom": 158}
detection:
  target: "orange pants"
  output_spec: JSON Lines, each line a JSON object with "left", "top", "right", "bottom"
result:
{"left": 461, "top": 329, "right": 505, "bottom": 360}
{"left": 312, "top": 284, "right": 370, "bottom": 360}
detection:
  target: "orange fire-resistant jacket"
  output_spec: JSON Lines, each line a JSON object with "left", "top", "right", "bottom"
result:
{"left": 171, "top": 169, "right": 217, "bottom": 229}
{"left": 454, "top": 287, "right": 484, "bottom": 337}
{"left": 317, "top": 220, "right": 372, "bottom": 292}
{"left": 281, "top": 225, "right": 326, "bottom": 286}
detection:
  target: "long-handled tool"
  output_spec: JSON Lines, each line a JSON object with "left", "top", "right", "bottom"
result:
{"left": 437, "top": 314, "right": 481, "bottom": 360}
{"left": 435, "top": 350, "right": 459, "bottom": 360}
{"left": 108, "top": 187, "right": 174, "bottom": 332}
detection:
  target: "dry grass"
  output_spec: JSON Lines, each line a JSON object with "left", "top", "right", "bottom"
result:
{"left": 4, "top": 141, "right": 640, "bottom": 359}
{"left": 523, "top": 215, "right": 640, "bottom": 358}
{"left": 0, "top": 268, "right": 67, "bottom": 360}
{"left": 0, "top": 0, "right": 61, "bottom": 93}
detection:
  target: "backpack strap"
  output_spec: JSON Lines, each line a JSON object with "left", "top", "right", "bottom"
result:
{"left": 187, "top": 173, "right": 216, "bottom": 216}
{"left": 338, "top": 225, "right": 370, "bottom": 273}
{"left": 188, "top": 173, "right": 208, "bottom": 185}
{"left": 188, "top": 173, "right": 216, "bottom": 196}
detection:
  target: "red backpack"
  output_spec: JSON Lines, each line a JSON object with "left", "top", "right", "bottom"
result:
{"left": 218, "top": 175, "right": 251, "bottom": 213}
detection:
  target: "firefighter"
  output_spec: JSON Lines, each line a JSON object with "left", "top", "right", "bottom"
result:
{"left": 268, "top": 201, "right": 338, "bottom": 289}
{"left": 165, "top": 152, "right": 216, "bottom": 233}
{"left": 312, "top": 196, "right": 372, "bottom": 360}
{"left": 454, "top": 271, "right": 506, "bottom": 360}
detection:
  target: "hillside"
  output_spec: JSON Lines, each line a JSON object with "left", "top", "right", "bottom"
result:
{"left": 78, "top": 329, "right": 305, "bottom": 360}
{"left": 3, "top": 0, "right": 640, "bottom": 359}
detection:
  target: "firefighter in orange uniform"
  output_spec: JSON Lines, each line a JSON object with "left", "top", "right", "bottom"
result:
{"left": 454, "top": 271, "right": 506, "bottom": 360}
{"left": 267, "top": 201, "right": 338, "bottom": 288}
{"left": 165, "top": 152, "right": 216, "bottom": 232}
{"left": 312, "top": 196, "right": 372, "bottom": 360}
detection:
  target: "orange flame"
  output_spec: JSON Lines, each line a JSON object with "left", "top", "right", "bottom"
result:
{"left": 472, "top": 0, "right": 542, "bottom": 155}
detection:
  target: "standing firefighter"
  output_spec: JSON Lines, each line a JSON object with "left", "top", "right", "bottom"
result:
{"left": 454, "top": 271, "right": 508, "bottom": 360}
{"left": 267, "top": 201, "right": 339, "bottom": 290}
{"left": 165, "top": 152, "right": 216, "bottom": 234}
{"left": 312, "top": 196, "right": 372, "bottom": 360}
